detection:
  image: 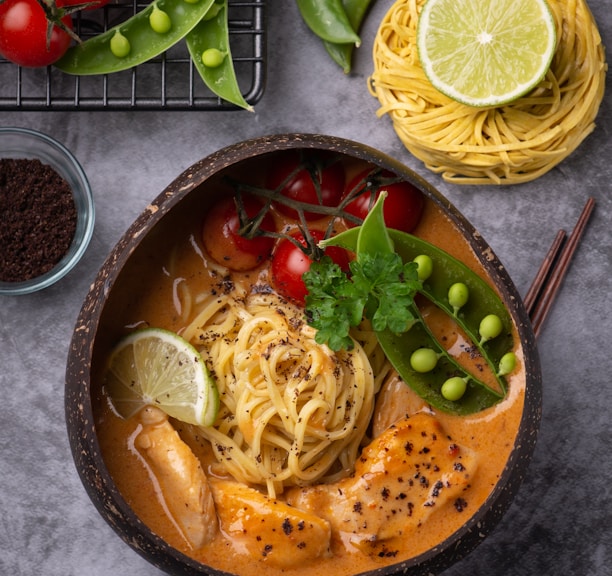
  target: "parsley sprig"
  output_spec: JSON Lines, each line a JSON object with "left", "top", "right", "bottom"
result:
{"left": 304, "top": 252, "right": 421, "bottom": 351}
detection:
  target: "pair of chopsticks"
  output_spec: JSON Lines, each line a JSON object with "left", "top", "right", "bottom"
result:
{"left": 524, "top": 197, "right": 596, "bottom": 337}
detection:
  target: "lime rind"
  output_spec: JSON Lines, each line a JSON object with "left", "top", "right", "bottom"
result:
{"left": 104, "top": 327, "right": 218, "bottom": 427}
{"left": 416, "top": 0, "right": 557, "bottom": 107}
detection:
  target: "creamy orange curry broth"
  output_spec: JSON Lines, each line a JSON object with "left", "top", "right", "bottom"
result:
{"left": 94, "top": 156, "right": 525, "bottom": 576}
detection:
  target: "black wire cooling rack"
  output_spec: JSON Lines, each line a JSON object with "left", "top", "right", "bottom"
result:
{"left": 0, "top": 0, "right": 266, "bottom": 111}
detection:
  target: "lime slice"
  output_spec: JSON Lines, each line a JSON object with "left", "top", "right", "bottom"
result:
{"left": 416, "top": 0, "right": 556, "bottom": 107}
{"left": 104, "top": 327, "right": 219, "bottom": 426}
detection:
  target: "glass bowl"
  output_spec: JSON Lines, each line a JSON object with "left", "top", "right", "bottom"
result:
{"left": 0, "top": 127, "right": 95, "bottom": 296}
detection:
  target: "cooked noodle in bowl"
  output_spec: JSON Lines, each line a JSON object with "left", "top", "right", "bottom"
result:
{"left": 182, "top": 290, "right": 381, "bottom": 498}
{"left": 369, "top": 0, "right": 607, "bottom": 184}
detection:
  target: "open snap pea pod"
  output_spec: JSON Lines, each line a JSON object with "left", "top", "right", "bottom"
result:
{"left": 55, "top": 0, "right": 215, "bottom": 75}
{"left": 378, "top": 312, "right": 504, "bottom": 415}
{"left": 388, "top": 230, "right": 514, "bottom": 373}
{"left": 185, "top": 0, "right": 253, "bottom": 111}
{"left": 323, "top": 0, "right": 373, "bottom": 73}
{"left": 296, "top": 0, "right": 361, "bottom": 45}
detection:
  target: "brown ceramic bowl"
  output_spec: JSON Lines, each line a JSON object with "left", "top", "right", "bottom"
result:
{"left": 65, "top": 133, "right": 542, "bottom": 576}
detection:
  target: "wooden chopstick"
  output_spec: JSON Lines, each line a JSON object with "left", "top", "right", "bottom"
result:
{"left": 527, "top": 197, "right": 596, "bottom": 337}
{"left": 523, "top": 228, "right": 567, "bottom": 316}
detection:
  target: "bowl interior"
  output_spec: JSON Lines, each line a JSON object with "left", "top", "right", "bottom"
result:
{"left": 66, "top": 134, "right": 542, "bottom": 576}
{"left": 0, "top": 127, "right": 95, "bottom": 295}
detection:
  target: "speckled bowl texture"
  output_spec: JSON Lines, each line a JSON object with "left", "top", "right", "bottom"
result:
{"left": 65, "top": 133, "right": 542, "bottom": 576}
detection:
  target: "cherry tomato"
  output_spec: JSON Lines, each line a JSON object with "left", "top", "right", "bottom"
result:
{"left": 57, "top": 0, "right": 110, "bottom": 10}
{"left": 267, "top": 151, "right": 345, "bottom": 220}
{"left": 271, "top": 229, "right": 351, "bottom": 305}
{"left": 0, "top": 0, "right": 73, "bottom": 67}
{"left": 343, "top": 169, "right": 425, "bottom": 233}
{"left": 202, "top": 195, "right": 276, "bottom": 271}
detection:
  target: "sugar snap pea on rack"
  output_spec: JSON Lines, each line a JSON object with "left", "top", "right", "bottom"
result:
{"left": 54, "top": 0, "right": 216, "bottom": 74}
{"left": 186, "top": 0, "right": 252, "bottom": 111}
{"left": 323, "top": 0, "right": 373, "bottom": 73}
{"left": 296, "top": 0, "right": 361, "bottom": 45}
{"left": 310, "top": 194, "right": 515, "bottom": 415}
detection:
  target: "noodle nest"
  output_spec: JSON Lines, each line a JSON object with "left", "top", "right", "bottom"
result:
{"left": 182, "top": 291, "right": 380, "bottom": 498}
{"left": 369, "top": 0, "right": 607, "bottom": 185}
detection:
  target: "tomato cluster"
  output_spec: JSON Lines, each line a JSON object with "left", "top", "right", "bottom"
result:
{"left": 0, "top": 0, "right": 109, "bottom": 68}
{"left": 201, "top": 154, "right": 425, "bottom": 305}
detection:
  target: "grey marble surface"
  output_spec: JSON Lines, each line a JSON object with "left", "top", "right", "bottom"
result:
{"left": 1, "top": 1, "right": 611, "bottom": 575}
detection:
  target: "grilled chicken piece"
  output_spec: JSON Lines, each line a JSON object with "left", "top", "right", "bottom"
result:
{"left": 134, "top": 406, "right": 218, "bottom": 549}
{"left": 371, "top": 371, "right": 432, "bottom": 437}
{"left": 209, "top": 478, "right": 332, "bottom": 567}
{"left": 286, "top": 412, "right": 478, "bottom": 551}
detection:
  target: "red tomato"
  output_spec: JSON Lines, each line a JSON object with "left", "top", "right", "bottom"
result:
{"left": 0, "top": 0, "right": 73, "bottom": 67}
{"left": 202, "top": 195, "right": 276, "bottom": 271}
{"left": 57, "top": 0, "right": 110, "bottom": 10}
{"left": 271, "top": 230, "right": 351, "bottom": 305}
{"left": 343, "top": 169, "right": 425, "bottom": 233}
{"left": 267, "top": 151, "right": 345, "bottom": 220}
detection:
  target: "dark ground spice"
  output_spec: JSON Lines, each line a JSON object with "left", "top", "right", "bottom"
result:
{"left": 0, "top": 158, "right": 78, "bottom": 282}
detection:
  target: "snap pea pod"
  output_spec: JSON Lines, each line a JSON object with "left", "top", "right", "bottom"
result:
{"left": 55, "top": 0, "right": 215, "bottom": 75}
{"left": 323, "top": 0, "right": 373, "bottom": 73}
{"left": 185, "top": 0, "right": 252, "bottom": 111}
{"left": 378, "top": 313, "right": 504, "bottom": 415}
{"left": 296, "top": 0, "right": 361, "bottom": 45}
{"left": 322, "top": 198, "right": 513, "bottom": 414}
{"left": 388, "top": 230, "right": 514, "bottom": 372}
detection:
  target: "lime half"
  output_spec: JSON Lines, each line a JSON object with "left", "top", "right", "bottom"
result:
{"left": 104, "top": 327, "right": 219, "bottom": 426}
{"left": 417, "top": 0, "right": 557, "bottom": 107}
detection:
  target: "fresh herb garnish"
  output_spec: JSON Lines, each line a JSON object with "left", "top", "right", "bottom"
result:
{"left": 304, "top": 253, "right": 421, "bottom": 351}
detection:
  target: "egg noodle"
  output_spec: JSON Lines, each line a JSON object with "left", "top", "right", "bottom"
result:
{"left": 369, "top": 0, "right": 607, "bottom": 184}
{"left": 180, "top": 288, "right": 388, "bottom": 498}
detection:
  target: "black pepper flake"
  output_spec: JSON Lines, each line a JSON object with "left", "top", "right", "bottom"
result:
{"left": 262, "top": 544, "right": 273, "bottom": 557}
{"left": 282, "top": 518, "right": 293, "bottom": 535}
{"left": 0, "top": 158, "right": 77, "bottom": 282}
{"left": 454, "top": 498, "right": 468, "bottom": 512}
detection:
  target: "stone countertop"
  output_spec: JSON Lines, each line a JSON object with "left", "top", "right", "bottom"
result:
{"left": 1, "top": 1, "right": 610, "bottom": 575}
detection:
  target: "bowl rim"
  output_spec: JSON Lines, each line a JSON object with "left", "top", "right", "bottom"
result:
{"left": 65, "top": 133, "right": 542, "bottom": 576}
{"left": 0, "top": 126, "right": 95, "bottom": 295}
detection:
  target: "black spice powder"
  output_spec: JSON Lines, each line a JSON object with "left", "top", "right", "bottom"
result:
{"left": 0, "top": 158, "right": 78, "bottom": 282}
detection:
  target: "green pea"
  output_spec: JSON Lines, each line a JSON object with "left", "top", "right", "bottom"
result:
{"left": 479, "top": 314, "right": 503, "bottom": 344}
{"left": 110, "top": 30, "right": 131, "bottom": 58}
{"left": 410, "top": 348, "right": 439, "bottom": 373}
{"left": 441, "top": 376, "right": 467, "bottom": 401}
{"left": 413, "top": 254, "right": 433, "bottom": 282}
{"left": 498, "top": 352, "right": 517, "bottom": 376}
{"left": 448, "top": 282, "right": 469, "bottom": 314}
{"left": 149, "top": 5, "right": 172, "bottom": 34}
{"left": 201, "top": 47, "right": 226, "bottom": 68}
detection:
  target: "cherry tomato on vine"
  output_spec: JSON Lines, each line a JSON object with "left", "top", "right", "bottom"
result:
{"left": 343, "top": 169, "right": 425, "bottom": 233}
{"left": 0, "top": 0, "right": 73, "bottom": 67}
{"left": 271, "top": 229, "right": 351, "bottom": 305}
{"left": 202, "top": 194, "right": 276, "bottom": 271}
{"left": 267, "top": 151, "right": 345, "bottom": 220}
